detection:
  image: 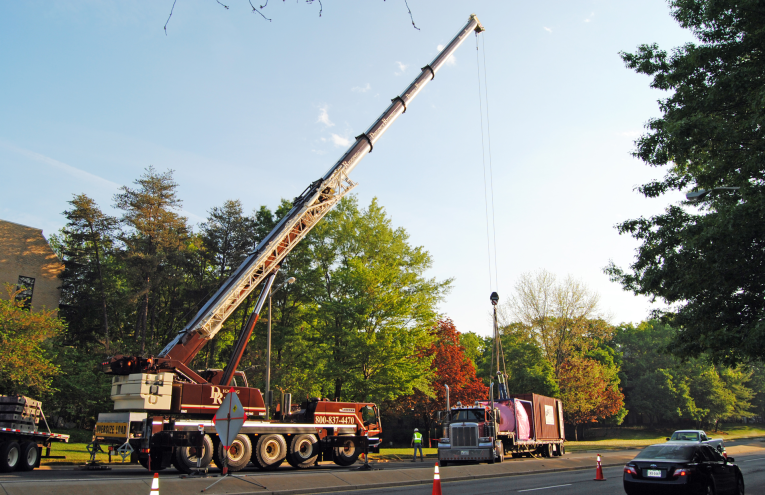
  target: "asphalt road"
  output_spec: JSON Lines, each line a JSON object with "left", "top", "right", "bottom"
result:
{"left": 334, "top": 452, "right": 765, "bottom": 495}
{"left": 2, "top": 439, "right": 764, "bottom": 494}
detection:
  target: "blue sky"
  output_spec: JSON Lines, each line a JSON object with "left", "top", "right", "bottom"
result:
{"left": 0, "top": 1, "right": 695, "bottom": 336}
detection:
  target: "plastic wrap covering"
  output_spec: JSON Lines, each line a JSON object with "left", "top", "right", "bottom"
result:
{"left": 515, "top": 399, "right": 532, "bottom": 440}
{"left": 479, "top": 401, "right": 516, "bottom": 433}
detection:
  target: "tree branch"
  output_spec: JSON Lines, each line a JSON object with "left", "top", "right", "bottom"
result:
{"left": 164, "top": 0, "right": 178, "bottom": 36}
{"left": 250, "top": 0, "right": 272, "bottom": 21}
{"left": 404, "top": 0, "right": 420, "bottom": 30}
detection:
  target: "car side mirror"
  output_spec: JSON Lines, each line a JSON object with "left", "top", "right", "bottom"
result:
{"left": 726, "top": 457, "right": 735, "bottom": 463}
{"left": 666, "top": 437, "right": 670, "bottom": 441}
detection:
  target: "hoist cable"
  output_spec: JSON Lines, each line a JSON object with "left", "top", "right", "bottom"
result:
{"left": 482, "top": 34, "right": 499, "bottom": 295}
{"left": 475, "top": 33, "right": 493, "bottom": 293}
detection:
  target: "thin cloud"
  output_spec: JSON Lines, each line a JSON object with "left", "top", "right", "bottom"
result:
{"left": 584, "top": 11, "right": 595, "bottom": 23}
{"left": 436, "top": 44, "right": 456, "bottom": 66}
{"left": 317, "top": 105, "right": 334, "bottom": 127}
{"left": 394, "top": 61, "right": 408, "bottom": 76}
{"left": 0, "top": 140, "right": 119, "bottom": 189}
{"left": 352, "top": 83, "right": 371, "bottom": 93}
{"left": 543, "top": 27, "right": 552, "bottom": 33}
{"left": 331, "top": 134, "right": 351, "bottom": 147}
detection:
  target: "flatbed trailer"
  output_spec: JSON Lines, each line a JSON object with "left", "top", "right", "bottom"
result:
{"left": 0, "top": 426, "right": 70, "bottom": 471}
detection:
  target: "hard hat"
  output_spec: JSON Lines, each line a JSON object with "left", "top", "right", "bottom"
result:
{"left": 414, "top": 428, "right": 419, "bottom": 432}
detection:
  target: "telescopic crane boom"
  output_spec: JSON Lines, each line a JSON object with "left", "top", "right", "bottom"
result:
{"left": 106, "top": 14, "right": 485, "bottom": 386}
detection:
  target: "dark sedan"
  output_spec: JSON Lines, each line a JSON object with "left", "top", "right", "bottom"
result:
{"left": 623, "top": 442, "right": 744, "bottom": 494}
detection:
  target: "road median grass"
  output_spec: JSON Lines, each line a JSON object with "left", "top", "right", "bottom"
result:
{"left": 40, "top": 424, "right": 765, "bottom": 465}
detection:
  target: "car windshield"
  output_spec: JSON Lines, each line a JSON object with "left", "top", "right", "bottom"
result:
{"left": 635, "top": 445, "right": 696, "bottom": 461}
{"left": 451, "top": 409, "right": 485, "bottom": 422}
{"left": 671, "top": 431, "right": 700, "bottom": 441}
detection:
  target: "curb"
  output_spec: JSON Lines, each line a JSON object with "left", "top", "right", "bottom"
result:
{"left": 259, "top": 461, "right": 629, "bottom": 495}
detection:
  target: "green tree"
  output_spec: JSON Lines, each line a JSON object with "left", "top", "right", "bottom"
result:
{"left": 504, "top": 270, "right": 612, "bottom": 377}
{"left": 606, "top": 0, "right": 765, "bottom": 364}
{"left": 0, "top": 285, "right": 65, "bottom": 396}
{"left": 298, "top": 196, "right": 450, "bottom": 403}
{"left": 615, "top": 320, "right": 755, "bottom": 427}
{"left": 114, "top": 166, "right": 190, "bottom": 354}
{"left": 58, "top": 194, "right": 119, "bottom": 349}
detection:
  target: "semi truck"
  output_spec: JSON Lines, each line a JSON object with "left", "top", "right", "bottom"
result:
{"left": 92, "top": 14, "right": 487, "bottom": 473}
{"left": 0, "top": 395, "right": 70, "bottom": 472}
{"left": 437, "top": 293, "right": 566, "bottom": 465}
{"left": 437, "top": 393, "right": 565, "bottom": 466}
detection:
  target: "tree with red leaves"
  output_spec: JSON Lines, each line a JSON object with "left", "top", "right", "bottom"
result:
{"left": 558, "top": 356, "right": 625, "bottom": 440}
{"left": 392, "top": 319, "right": 488, "bottom": 444}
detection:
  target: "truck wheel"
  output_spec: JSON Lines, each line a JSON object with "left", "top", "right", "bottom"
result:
{"left": 333, "top": 436, "right": 360, "bottom": 466}
{"left": 173, "top": 435, "right": 213, "bottom": 474}
{"left": 139, "top": 450, "right": 168, "bottom": 472}
{"left": 0, "top": 442, "right": 21, "bottom": 472}
{"left": 213, "top": 434, "right": 251, "bottom": 472}
{"left": 18, "top": 442, "right": 39, "bottom": 471}
{"left": 254, "top": 434, "right": 287, "bottom": 470}
{"left": 287, "top": 434, "right": 318, "bottom": 469}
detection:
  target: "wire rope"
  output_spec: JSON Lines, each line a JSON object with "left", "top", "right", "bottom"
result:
{"left": 475, "top": 33, "right": 493, "bottom": 293}
{"left": 482, "top": 34, "right": 499, "bottom": 295}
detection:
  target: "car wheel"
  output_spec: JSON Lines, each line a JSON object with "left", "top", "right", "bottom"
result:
{"left": 737, "top": 475, "right": 745, "bottom": 495}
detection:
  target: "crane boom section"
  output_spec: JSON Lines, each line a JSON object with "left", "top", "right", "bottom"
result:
{"left": 159, "top": 14, "right": 485, "bottom": 362}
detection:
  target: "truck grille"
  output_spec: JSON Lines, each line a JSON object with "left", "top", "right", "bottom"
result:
{"left": 450, "top": 425, "right": 478, "bottom": 447}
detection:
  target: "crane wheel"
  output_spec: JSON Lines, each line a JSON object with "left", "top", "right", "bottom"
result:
{"left": 213, "top": 434, "right": 251, "bottom": 472}
{"left": 254, "top": 434, "right": 287, "bottom": 470}
{"left": 139, "top": 456, "right": 167, "bottom": 472}
{"left": 0, "top": 442, "right": 20, "bottom": 472}
{"left": 332, "top": 436, "right": 360, "bottom": 466}
{"left": 287, "top": 434, "right": 319, "bottom": 469}
{"left": 18, "top": 442, "right": 38, "bottom": 471}
{"left": 173, "top": 435, "right": 213, "bottom": 474}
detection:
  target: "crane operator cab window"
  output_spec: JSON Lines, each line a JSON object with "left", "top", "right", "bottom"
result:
{"left": 361, "top": 405, "right": 379, "bottom": 427}
{"left": 451, "top": 409, "right": 486, "bottom": 422}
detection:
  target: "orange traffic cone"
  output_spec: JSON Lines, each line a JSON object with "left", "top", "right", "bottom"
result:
{"left": 593, "top": 454, "right": 606, "bottom": 481}
{"left": 432, "top": 462, "right": 442, "bottom": 495}
{"left": 150, "top": 472, "right": 159, "bottom": 495}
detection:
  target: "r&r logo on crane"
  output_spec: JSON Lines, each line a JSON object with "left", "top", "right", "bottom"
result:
{"left": 210, "top": 386, "right": 240, "bottom": 405}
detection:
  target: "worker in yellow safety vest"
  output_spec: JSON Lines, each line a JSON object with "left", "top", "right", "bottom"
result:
{"left": 411, "top": 428, "right": 424, "bottom": 461}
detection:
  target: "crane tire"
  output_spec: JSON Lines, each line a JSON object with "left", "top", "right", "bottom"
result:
{"left": 213, "top": 434, "right": 251, "bottom": 472}
{"left": 18, "top": 442, "right": 38, "bottom": 471}
{"left": 173, "top": 435, "right": 213, "bottom": 474}
{"left": 333, "top": 436, "right": 360, "bottom": 466}
{"left": 254, "top": 434, "right": 287, "bottom": 470}
{"left": 287, "top": 434, "right": 319, "bottom": 469}
{"left": 0, "top": 442, "right": 20, "bottom": 472}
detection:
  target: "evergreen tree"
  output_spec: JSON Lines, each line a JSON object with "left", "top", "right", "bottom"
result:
{"left": 114, "top": 166, "right": 189, "bottom": 354}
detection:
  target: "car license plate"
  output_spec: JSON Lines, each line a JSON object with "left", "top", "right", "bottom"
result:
{"left": 646, "top": 469, "right": 662, "bottom": 478}
{"left": 461, "top": 451, "right": 469, "bottom": 455}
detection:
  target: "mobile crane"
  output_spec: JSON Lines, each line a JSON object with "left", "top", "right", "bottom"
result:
{"left": 94, "top": 14, "right": 486, "bottom": 473}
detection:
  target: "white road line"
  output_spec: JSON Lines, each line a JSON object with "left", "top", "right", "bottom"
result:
{"left": 518, "top": 484, "right": 573, "bottom": 492}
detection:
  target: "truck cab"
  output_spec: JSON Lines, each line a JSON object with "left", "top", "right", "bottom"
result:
{"left": 437, "top": 404, "right": 502, "bottom": 466}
